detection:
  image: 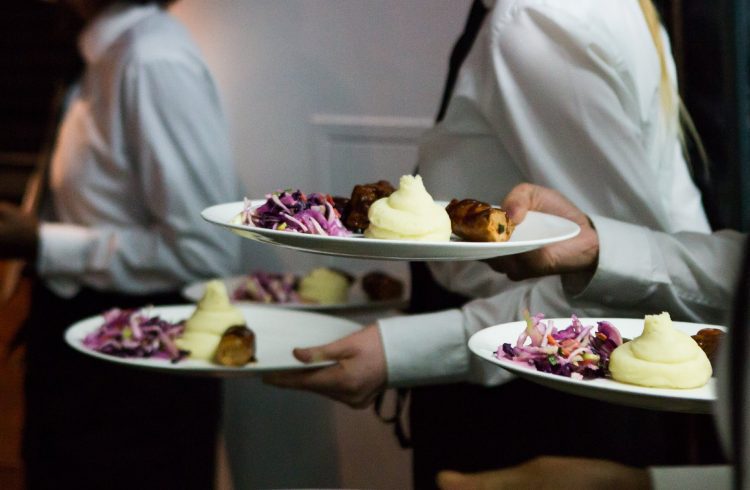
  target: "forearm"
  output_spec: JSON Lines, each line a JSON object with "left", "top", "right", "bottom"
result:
{"left": 379, "top": 272, "right": 615, "bottom": 387}
{"left": 37, "top": 220, "right": 241, "bottom": 293}
{"left": 575, "top": 215, "right": 745, "bottom": 323}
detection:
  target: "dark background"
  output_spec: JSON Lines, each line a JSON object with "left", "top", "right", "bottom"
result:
{"left": 0, "top": 1, "right": 81, "bottom": 205}
{"left": 658, "top": 0, "right": 750, "bottom": 231}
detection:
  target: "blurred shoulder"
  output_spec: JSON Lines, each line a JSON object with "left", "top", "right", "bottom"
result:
{"left": 117, "top": 9, "right": 205, "bottom": 70}
{"left": 490, "top": 0, "right": 642, "bottom": 31}
{"left": 487, "top": 0, "right": 649, "bottom": 58}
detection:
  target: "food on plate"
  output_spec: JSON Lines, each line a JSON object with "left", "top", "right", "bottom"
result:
{"left": 692, "top": 328, "right": 724, "bottom": 367}
{"left": 341, "top": 180, "right": 396, "bottom": 232}
{"left": 332, "top": 195, "right": 351, "bottom": 220}
{"left": 177, "top": 280, "right": 246, "bottom": 361}
{"left": 234, "top": 271, "right": 300, "bottom": 303}
{"left": 83, "top": 307, "right": 188, "bottom": 363}
{"left": 445, "top": 198, "right": 515, "bottom": 242}
{"left": 214, "top": 325, "right": 256, "bottom": 366}
{"left": 238, "top": 190, "right": 350, "bottom": 236}
{"left": 361, "top": 271, "right": 404, "bottom": 301}
{"left": 298, "top": 267, "right": 354, "bottom": 305}
{"left": 365, "top": 174, "right": 452, "bottom": 241}
{"left": 609, "top": 312, "right": 712, "bottom": 389}
{"left": 498, "top": 312, "right": 623, "bottom": 380}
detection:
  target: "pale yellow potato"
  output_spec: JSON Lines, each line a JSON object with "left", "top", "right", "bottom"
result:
{"left": 628, "top": 324, "right": 701, "bottom": 364}
{"left": 185, "top": 308, "right": 246, "bottom": 337}
{"left": 176, "top": 331, "right": 222, "bottom": 361}
{"left": 185, "top": 280, "right": 246, "bottom": 336}
{"left": 364, "top": 175, "right": 451, "bottom": 241}
{"left": 609, "top": 312, "right": 712, "bottom": 389}
{"left": 181, "top": 280, "right": 246, "bottom": 360}
{"left": 298, "top": 267, "right": 350, "bottom": 305}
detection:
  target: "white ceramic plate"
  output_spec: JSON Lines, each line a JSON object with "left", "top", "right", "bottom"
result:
{"left": 64, "top": 304, "right": 360, "bottom": 377}
{"left": 201, "top": 200, "right": 580, "bottom": 261}
{"left": 182, "top": 274, "right": 408, "bottom": 311}
{"left": 468, "top": 318, "right": 723, "bottom": 414}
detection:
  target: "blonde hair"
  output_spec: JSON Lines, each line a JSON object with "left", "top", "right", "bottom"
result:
{"left": 639, "top": 0, "right": 708, "bottom": 165}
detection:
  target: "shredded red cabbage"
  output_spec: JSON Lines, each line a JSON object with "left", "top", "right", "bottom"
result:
{"left": 234, "top": 271, "right": 301, "bottom": 303}
{"left": 497, "top": 312, "right": 623, "bottom": 380}
{"left": 82, "top": 308, "right": 188, "bottom": 363}
{"left": 241, "top": 190, "right": 351, "bottom": 237}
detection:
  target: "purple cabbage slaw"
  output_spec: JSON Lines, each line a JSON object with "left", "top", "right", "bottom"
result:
{"left": 241, "top": 190, "right": 351, "bottom": 237}
{"left": 234, "top": 271, "right": 301, "bottom": 303}
{"left": 82, "top": 307, "right": 189, "bottom": 363}
{"left": 497, "top": 312, "right": 623, "bottom": 380}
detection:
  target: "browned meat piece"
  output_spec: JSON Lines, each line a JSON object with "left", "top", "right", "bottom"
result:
{"left": 332, "top": 196, "right": 350, "bottom": 221}
{"left": 345, "top": 180, "right": 395, "bottom": 232}
{"left": 362, "top": 271, "right": 404, "bottom": 301}
{"left": 445, "top": 198, "right": 515, "bottom": 242}
{"left": 691, "top": 328, "right": 724, "bottom": 367}
{"left": 214, "top": 325, "right": 256, "bottom": 366}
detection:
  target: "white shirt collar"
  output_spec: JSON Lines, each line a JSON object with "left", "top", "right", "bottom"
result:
{"left": 79, "top": 2, "right": 159, "bottom": 64}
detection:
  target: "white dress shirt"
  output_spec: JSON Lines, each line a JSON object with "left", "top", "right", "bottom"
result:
{"left": 580, "top": 217, "right": 744, "bottom": 324}
{"left": 37, "top": 3, "right": 243, "bottom": 297}
{"left": 378, "top": 0, "right": 711, "bottom": 387}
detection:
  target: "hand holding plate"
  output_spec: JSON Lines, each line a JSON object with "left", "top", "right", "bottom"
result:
{"left": 263, "top": 324, "right": 387, "bottom": 408}
{"left": 436, "top": 456, "right": 649, "bottom": 490}
{"left": 485, "top": 183, "right": 598, "bottom": 286}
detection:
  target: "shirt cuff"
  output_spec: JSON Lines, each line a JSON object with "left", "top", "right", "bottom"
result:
{"left": 378, "top": 309, "right": 467, "bottom": 387}
{"left": 648, "top": 465, "right": 731, "bottom": 490}
{"left": 567, "top": 214, "right": 654, "bottom": 306}
{"left": 37, "top": 222, "right": 96, "bottom": 277}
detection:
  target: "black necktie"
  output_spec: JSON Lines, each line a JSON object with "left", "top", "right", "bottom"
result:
{"left": 408, "top": 0, "right": 489, "bottom": 316}
{"left": 436, "top": 0, "right": 488, "bottom": 122}
{"left": 378, "top": 2, "right": 491, "bottom": 448}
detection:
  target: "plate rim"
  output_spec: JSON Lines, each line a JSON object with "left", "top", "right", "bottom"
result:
{"left": 468, "top": 317, "right": 723, "bottom": 412}
{"left": 201, "top": 200, "right": 581, "bottom": 260}
{"left": 64, "top": 303, "right": 361, "bottom": 376}
{"left": 181, "top": 273, "right": 409, "bottom": 311}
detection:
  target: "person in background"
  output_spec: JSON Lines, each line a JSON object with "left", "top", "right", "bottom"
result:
{"left": 266, "top": 0, "right": 725, "bottom": 487}
{"left": 0, "top": 0, "right": 243, "bottom": 488}
{"left": 436, "top": 182, "right": 745, "bottom": 489}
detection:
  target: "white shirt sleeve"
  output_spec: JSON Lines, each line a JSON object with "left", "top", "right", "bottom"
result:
{"left": 37, "top": 57, "right": 243, "bottom": 294}
{"left": 575, "top": 215, "right": 746, "bottom": 324}
{"left": 648, "top": 465, "right": 731, "bottom": 489}
{"left": 379, "top": 275, "right": 571, "bottom": 386}
{"left": 378, "top": 309, "right": 468, "bottom": 387}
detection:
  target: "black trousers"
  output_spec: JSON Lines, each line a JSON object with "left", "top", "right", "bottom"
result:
{"left": 21, "top": 282, "right": 220, "bottom": 490}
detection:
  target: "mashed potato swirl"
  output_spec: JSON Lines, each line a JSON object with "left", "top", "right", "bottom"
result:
{"left": 364, "top": 175, "right": 451, "bottom": 241}
{"left": 298, "top": 267, "right": 351, "bottom": 305}
{"left": 609, "top": 312, "right": 712, "bottom": 389}
{"left": 176, "top": 280, "right": 246, "bottom": 360}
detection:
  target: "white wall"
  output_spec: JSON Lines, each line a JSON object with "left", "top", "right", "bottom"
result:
{"left": 171, "top": 1, "right": 471, "bottom": 488}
